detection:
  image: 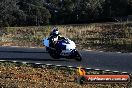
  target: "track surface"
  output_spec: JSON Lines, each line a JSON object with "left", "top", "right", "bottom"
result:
{"left": 0, "top": 46, "right": 132, "bottom": 73}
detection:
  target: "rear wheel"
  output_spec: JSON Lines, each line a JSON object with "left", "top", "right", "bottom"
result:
{"left": 46, "top": 47, "right": 49, "bottom": 51}
{"left": 51, "top": 53, "right": 60, "bottom": 59}
{"left": 49, "top": 49, "right": 60, "bottom": 59}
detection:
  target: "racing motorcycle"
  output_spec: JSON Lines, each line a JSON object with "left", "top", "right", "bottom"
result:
{"left": 43, "top": 37, "right": 82, "bottom": 61}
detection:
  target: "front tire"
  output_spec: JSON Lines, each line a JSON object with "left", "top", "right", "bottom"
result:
{"left": 71, "top": 50, "right": 82, "bottom": 61}
{"left": 75, "top": 56, "right": 82, "bottom": 61}
{"left": 75, "top": 50, "right": 82, "bottom": 61}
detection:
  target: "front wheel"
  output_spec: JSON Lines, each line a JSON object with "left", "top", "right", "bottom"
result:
{"left": 75, "top": 53, "right": 82, "bottom": 61}
{"left": 75, "top": 56, "right": 82, "bottom": 61}
{"left": 71, "top": 50, "right": 82, "bottom": 61}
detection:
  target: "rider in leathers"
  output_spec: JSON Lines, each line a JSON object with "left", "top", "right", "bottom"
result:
{"left": 48, "top": 27, "right": 65, "bottom": 50}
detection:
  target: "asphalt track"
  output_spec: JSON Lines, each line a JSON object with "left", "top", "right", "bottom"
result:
{"left": 0, "top": 46, "right": 132, "bottom": 73}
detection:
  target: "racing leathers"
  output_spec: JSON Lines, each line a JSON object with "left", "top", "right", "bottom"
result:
{"left": 48, "top": 35, "right": 65, "bottom": 50}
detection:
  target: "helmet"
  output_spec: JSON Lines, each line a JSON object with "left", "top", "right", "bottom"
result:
{"left": 51, "top": 27, "right": 59, "bottom": 37}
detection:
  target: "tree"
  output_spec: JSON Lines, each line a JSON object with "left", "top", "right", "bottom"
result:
{"left": 46, "top": 0, "right": 78, "bottom": 24}
{"left": 103, "top": 0, "right": 128, "bottom": 17}
{"left": 0, "top": 0, "right": 25, "bottom": 27}
{"left": 73, "top": 0, "right": 105, "bottom": 23}
{"left": 0, "top": 0, "right": 131, "bottom": 26}
{"left": 18, "top": 0, "right": 51, "bottom": 26}
{"left": 128, "top": 0, "right": 132, "bottom": 15}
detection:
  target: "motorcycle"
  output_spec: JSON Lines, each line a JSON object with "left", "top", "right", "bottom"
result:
{"left": 43, "top": 37, "right": 82, "bottom": 61}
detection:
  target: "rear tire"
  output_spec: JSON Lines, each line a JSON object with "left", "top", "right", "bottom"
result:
{"left": 51, "top": 53, "right": 60, "bottom": 59}
{"left": 49, "top": 49, "right": 60, "bottom": 59}
{"left": 46, "top": 47, "right": 49, "bottom": 51}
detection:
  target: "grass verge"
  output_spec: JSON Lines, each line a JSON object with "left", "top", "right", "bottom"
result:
{"left": 0, "top": 22, "right": 132, "bottom": 52}
{"left": 0, "top": 61, "right": 131, "bottom": 88}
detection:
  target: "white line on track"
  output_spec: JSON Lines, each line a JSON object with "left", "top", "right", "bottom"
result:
{"left": 122, "top": 72, "right": 128, "bottom": 74}
{"left": 35, "top": 63, "right": 41, "bottom": 64}
{"left": 22, "top": 62, "right": 27, "bottom": 64}
{"left": 56, "top": 65, "right": 61, "bottom": 67}
{"left": 0, "top": 60, "right": 6, "bottom": 61}
{"left": 95, "top": 69, "right": 101, "bottom": 71}
{"left": 113, "top": 71, "right": 119, "bottom": 73}
{"left": 86, "top": 68, "right": 92, "bottom": 70}
{"left": 105, "top": 70, "right": 111, "bottom": 72}
{"left": 68, "top": 66, "right": 73, "bottom": 68}
{"left": 12, "top": 61, "right": 17, "bottom": 63}
{"left": 46, "top": 64, "right": 53, "bottom": 66}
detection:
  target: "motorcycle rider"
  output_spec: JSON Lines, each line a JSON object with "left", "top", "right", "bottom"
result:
{"left": 48, "top": 27, "right": 65, "bottom": 50}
